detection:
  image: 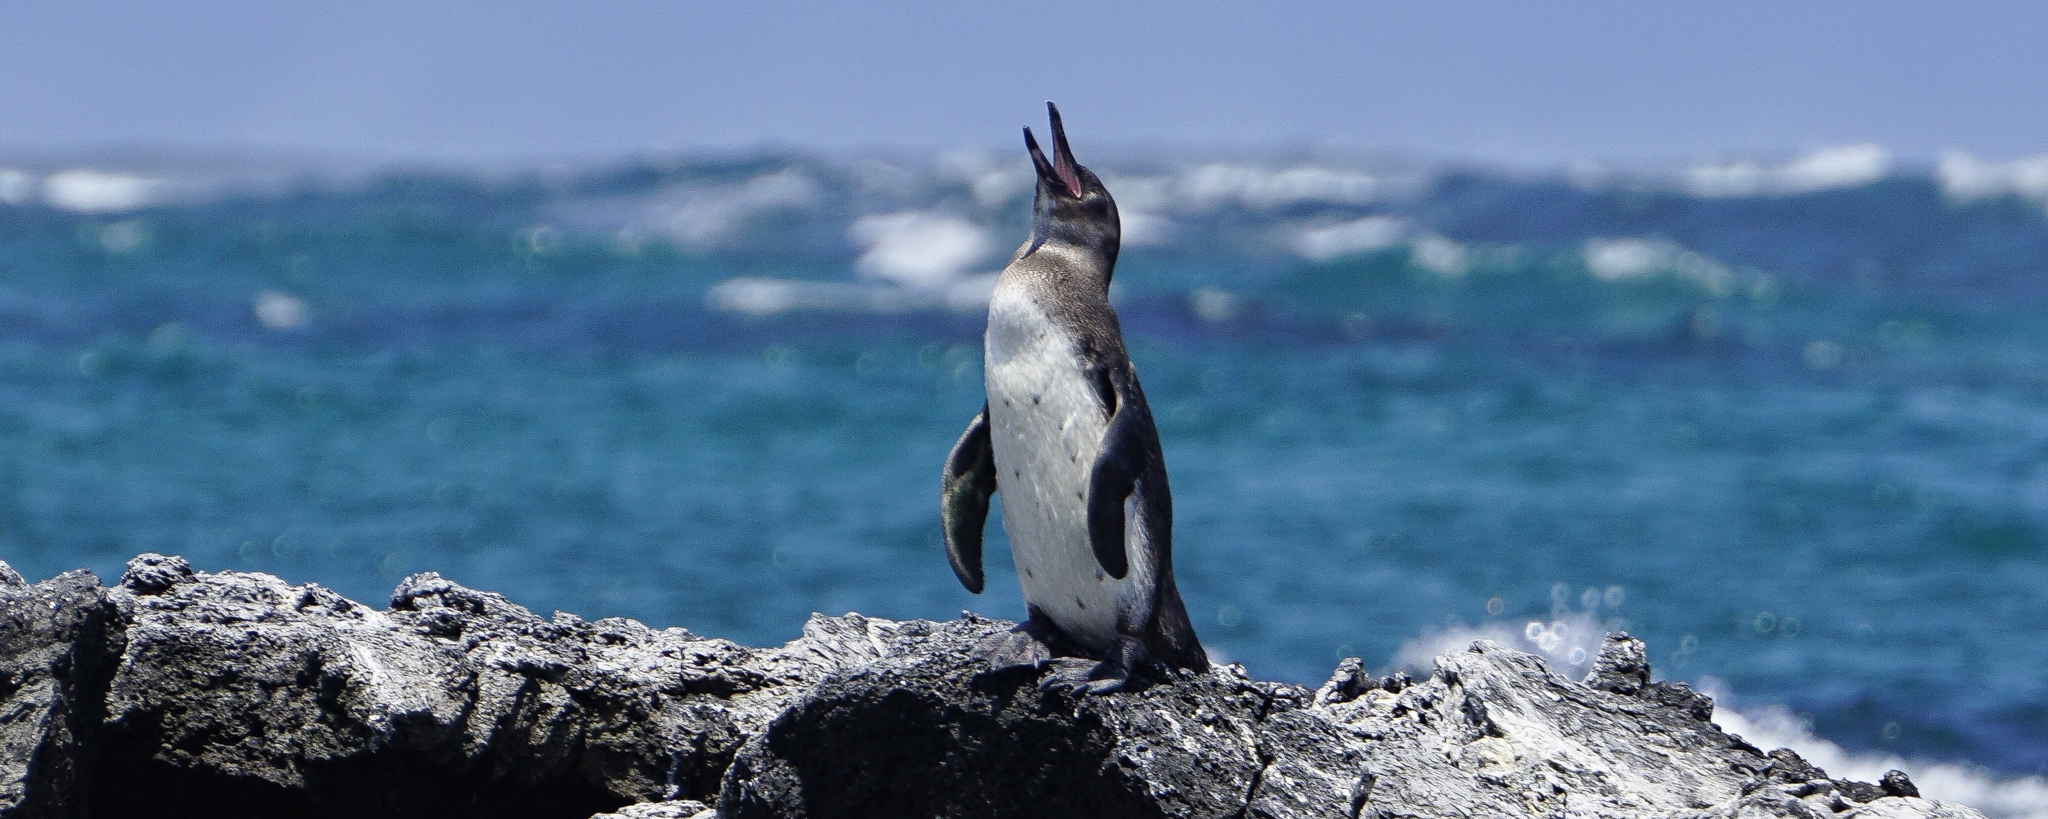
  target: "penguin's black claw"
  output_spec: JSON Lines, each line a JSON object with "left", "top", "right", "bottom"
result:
{"left": 1038, "top": 658, "right": 1131, "bottom": 696}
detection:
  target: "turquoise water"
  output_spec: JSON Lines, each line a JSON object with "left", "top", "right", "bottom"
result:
{"left": 2, "top": 155, "right": 2045, "bottom": 779}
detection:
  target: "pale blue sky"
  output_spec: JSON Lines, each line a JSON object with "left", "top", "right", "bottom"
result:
{"left": 4, "top": 1, "right": 2045, "bottom": 164}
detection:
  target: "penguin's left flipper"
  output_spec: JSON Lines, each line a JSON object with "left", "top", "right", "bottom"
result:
{"left": 1085, "top": 390, "right": 1153, "bottom": 580}
{"left": 941, "top": 405, "right": 998, "bottom": 594}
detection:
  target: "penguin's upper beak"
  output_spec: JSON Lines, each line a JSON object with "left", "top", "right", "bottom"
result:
{"left": 1024, "top": 101, "right": 1084, "bottom": 198}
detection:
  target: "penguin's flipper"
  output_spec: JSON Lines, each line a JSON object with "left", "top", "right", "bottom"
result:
{"left": 941, "top": 405, "right": 998, "bottom": 594}
{"left": 1085, "top": 398, "right": 1147, "bottom": 580}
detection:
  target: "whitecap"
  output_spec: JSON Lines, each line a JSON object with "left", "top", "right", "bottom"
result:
{"left": 639, "top": 168, "right": 822, "bottom": 249}
{"left": 847, "top": 210, "right": 994, "bottom": 290}
{"left": 41, "top": 169, "right": 169, "bottom": 213}
{"left": 705, "top": 275, "right": 998, "bottom": 318}
{"left": 1935, "top": 152, "right": 2048, "bottom": 205}
{"left": 1682, "top": 144, "right": 1891, "bottom": 198}
{"left": 1582, "top": 237, "right": 1737, "bottom": 294}
{"left": 1179, "top": 163, "right": 1385, "bottom": 211}
{"left": 1292, "top": 215, "right": 1412, "bottom": 261}
{"left": 1409, "top": 235, "right": 1470, "bottom": 277}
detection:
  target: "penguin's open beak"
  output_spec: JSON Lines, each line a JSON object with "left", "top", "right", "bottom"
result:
{"left": 1024, "top": 101, "right": 1085, "bottom": 198}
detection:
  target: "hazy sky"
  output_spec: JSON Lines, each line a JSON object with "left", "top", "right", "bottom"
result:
{"left": 6, "top": 1, "right": 2046, "bottom": 164}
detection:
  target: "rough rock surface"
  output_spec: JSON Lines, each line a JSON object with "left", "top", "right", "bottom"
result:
{"left": 0, "top": 556, "right": 1991, "bottom": 819}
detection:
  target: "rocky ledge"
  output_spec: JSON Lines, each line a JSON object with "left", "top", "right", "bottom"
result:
{"left": 0, "top": 555, "right": 1985, "bottom": 819}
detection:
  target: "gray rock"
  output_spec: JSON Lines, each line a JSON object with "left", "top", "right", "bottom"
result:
{"left": 89, "top": 565, "right": 882, "bottom": 817}
{"left": 0, "top": 570, "right": 119, "bottom": 819}
{"left": 117, "top": 553, "right": 193, "bottom": 595}
{"left": 0, "top": 557, "right": 1997, "bottom": 819}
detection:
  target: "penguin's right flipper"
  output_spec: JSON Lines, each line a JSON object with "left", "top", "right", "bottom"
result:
{"left": 941, "top": 405, "right": 998, "bottom": 594}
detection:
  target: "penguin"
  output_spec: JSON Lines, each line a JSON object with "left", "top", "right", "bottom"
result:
{"left": 941, "top": 102, "right": 1206, "bottom": 694}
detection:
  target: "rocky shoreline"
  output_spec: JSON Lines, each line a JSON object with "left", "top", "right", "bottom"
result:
{"left": 0, "top": 555, "right": 1985, "bottom": 818}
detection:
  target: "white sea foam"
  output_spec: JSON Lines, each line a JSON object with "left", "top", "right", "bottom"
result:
{"left": 1293, "top": 215, "right": 1413, "bottom": 261}
{"left": 1582, "top": 237, "right": 1738, "bottom": 294}
{"left": 705, "top": 273, "right": 998, "bottom": 318}
{"left": 41, "top": 169, "right": 170, "bottom": 213}
{"left": 1777, "top": 144, "right": 1892, "bottom": 192}
{"left": 1392, "top": 608, "right": 1615, "bottom": 676}
{"left": 1935, "top": 152, "right": 2048, "bottom": 205}
{"left": 1179, "top": 163, "right": 1386, "bottom": 210}
{"left": 847, "top": 210, "right": 994, "bottom": 289}
{"left": 1409, "top": 235, "right": 1471, "bottom": 277}
{"left": 640, "top": 168, "right": 822, "bottom": 249}
{"left": 1286, "top": 216, "right": 1471, "bottom": 277}
{"left": 1682, "top": 144, "right": 1891, "bottom": 198}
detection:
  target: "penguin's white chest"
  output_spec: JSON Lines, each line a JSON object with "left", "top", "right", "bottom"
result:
{"left": 983, "top": 282, "right": 1125, "bottom": 651}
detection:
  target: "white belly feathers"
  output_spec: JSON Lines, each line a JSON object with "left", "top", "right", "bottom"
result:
{"left": 983, "top": 280, "right": 1126, "bottom": 651}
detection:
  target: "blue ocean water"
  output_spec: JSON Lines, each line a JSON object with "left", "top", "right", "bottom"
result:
{"left": 1, "top": 150, "right": 2045, "bottom": 790}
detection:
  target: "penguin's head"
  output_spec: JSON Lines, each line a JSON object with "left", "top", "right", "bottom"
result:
{"left": 1024, "top": 102, "right": 1119, "bottom": 256}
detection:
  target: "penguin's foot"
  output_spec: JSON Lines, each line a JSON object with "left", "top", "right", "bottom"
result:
{"left": 1039, "top": 658, "right": 1132, "bottom": 696}
{"left": 972, "top": 621, "right": 1057, "bottom": 672}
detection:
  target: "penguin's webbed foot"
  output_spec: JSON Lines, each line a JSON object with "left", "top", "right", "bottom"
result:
{"left": 972, "top": 618, "right": 1058, "bottom": 672}
{"left": 1039, "top": 658, "right": 1132, "bottom": 695}
{"left": 1040, "top": 633, "right": 1151, "bottom": 696}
